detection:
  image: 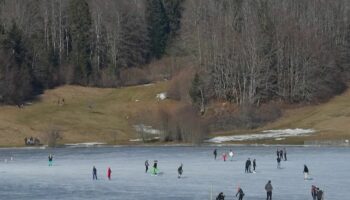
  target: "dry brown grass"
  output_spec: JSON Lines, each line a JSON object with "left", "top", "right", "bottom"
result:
{"left": 0, "top": 82, "right": 171, "bottom": 147}
{"left": 214, "top": 89, "right": 350, "bottom": 144}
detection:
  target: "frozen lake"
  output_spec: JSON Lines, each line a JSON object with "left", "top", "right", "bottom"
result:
{"left": 0, "top": 146, "right": 348, "bottom": 200}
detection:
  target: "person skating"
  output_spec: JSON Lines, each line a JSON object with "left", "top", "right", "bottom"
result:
{"left": 48, "top": 154, "right": 53, "bottom": 166}
{"left": 265, "top": 180, "right": 273, "bottom": 200}
{"left": 311, "top": 185, "right": 317, "bottom": 200}
{"left": 276, "top": 148, "right": 279, "bottom": 158}
{"left": 107, "top": 167, "right": 112, "bottom": 180}
{"left": 236, "top": 187, "right": 245, "bottom": 200}
{"left": 229, "top": 150, "right": 234, "bottom": 161}
{"left": 283, "top": 148, "right": 287, "bottom": 161}
{"left": 222, "top": 153, "right": 227, "bottom": 162}
{"left": 145, "top": 160, "right": 149, "bottom": 173}
{"left": 93, "top": 166, "right": 98, "bottom": 180}
{"left": 245, "top": 159, "right": 250, "bottom": 173}
{"left": 214, "top": 149, "right": 218, "bottom": 160}
{"left": 253, "top": 159, "right": 257, "bottom": 172}
{"left": 279, "top": 149, "right": 283, "bottom": 160}
{"left": 178, "top": 163, "right": 183, "bottom": 178}
{"left": 153, "top": 160, "right": 158, "bottom": 175}
{"left": 303, "top": 165, "right": 309, "bottom": 180}
{"left": 216, "top": 192, "right": 225, "bottom": 200}
{"left": 277, "top": 157, "right": 281, "bottom": 169}
{"left": 247, "top": 158, "right": 252, "bottom": 173}
{"left": 317, "top": 188, "right": 324, "bottom": 200}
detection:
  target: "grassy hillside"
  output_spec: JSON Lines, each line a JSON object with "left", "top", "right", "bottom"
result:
{"left": 217, "top": 89, "right": 350, "bottom": 144}
{"left": 0, "top": 82, "right": 171, "bottom": 147}
{"left": 0, "top": 81, "right": 349, "bottom": 147}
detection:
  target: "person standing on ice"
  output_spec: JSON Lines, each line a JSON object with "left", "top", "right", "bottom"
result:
{"left": 283, "top": 148, "right": 287, "bottom": 161}
{"left": 48, "top": 154, "right": 53, "bottom": 166}
{"left": 177, "top": 163, "right": 183, "bottom": 178}
{"left": 276, "top": 148, "right": 279, "bottom": 159}
{"left": 145, "top": 160, "right": 149, "bottom": 173}
{"left": 311, "top": 185, "right": 317, "bottom": 200}
{"left": 253, "top": 159, "right": 257, "bottom": 172}
{"left": 229, "top": 150, "right": 234, "bottom": 161}
{"left": 222, "top": 152, "right": 227, "bottom": 162}
{"left": 107, "top": 167, "right": 112, "bottom": 180}
{"left": 277, "top": 156, "right": 281, "bottom": 168}
{"left": 235, "top": 187, "right": 245, "bottom": 200}
{"left": 245, "top": 159, "right": 249, "bottom": 173}
{"left": 214, "top": 149, "right": 218, "bottom": 160}
{"left": 303, "top": 165, "right": 309, "bottom": 179}
{"left": 279, "top": 149, "right": 283, "bottom": 160}
{"left": 216, "top": 192, "right": 225, "bottom": 200}
{"left": 317, "top": 188, "right": 324, "bottom": 200}
{"left": 93, "top": 166, "right": 98, "bottom": 180}
{"left": 247, "top": 158, "right": 252, "bottom": 173}
{"left": 265, "top": 180, "right": 273, "bottom": 200}
{"left": 153, "top": 160, "right": 158, "bottom": 175}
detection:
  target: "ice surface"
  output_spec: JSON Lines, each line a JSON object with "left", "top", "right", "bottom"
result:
{"left": 207, "top": 129, "right": 315, "bottom": 143}
{"left": 0, "top": 146, "right": 348, "bottom": 200}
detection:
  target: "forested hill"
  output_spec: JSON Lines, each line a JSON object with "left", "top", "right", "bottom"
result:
{"left": 1, "top": 0, "right": 350, "bottom": 142}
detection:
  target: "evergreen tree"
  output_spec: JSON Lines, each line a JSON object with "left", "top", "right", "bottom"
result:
{"left": 68, "top": 0, "right": 92, "bottom": 84}
{"left": 0, "top": 22, "right": 32, "bottom": 104}
{"left": 146, "top": 0, "right": 170, "bottom": 59}
{"left": 163, "top": 0, "right": 185, "bottom": 40}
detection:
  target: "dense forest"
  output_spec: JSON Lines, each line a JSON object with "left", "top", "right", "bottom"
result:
{"left": 0, "top": 0, "right": 349, "bottom": 108}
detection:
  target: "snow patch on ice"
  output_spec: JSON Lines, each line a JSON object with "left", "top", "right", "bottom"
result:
{"left": 207, "top": 128, "right": 315, "bottom": 143}
{"left": 65, "top": 142, "right": 106, "bottom": 147}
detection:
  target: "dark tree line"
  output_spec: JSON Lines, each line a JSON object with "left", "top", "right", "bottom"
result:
{"left": 0, "top": 0, "right": 349, "bottom": 108}
{"left": 0, "top": 0, "right": 184, "bottom": 104}
{"left": 183, "top": 0, "right": 350, "bottom": 107}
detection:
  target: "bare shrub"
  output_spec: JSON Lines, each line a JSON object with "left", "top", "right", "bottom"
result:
{"left": 133, "top": 103, "right": 208, "bottom": 144}
{"left": 167, "top": 67, "right": 195, "bottom": 102}
{"left": 208, "top": 103, "right": 282, "bottom": 131}
{"left": 120, "top": 67, "right": 151, "bottom": 86}
{"left": 42, "top": 127, "right": 63, "bottom": 147}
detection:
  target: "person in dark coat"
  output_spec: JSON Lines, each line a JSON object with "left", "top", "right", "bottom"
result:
{"left": 277, "top": 157, "right": 281, "bottom": 168}
{"left": 283, "top": 148, "right": 287, "bottom": 161}
{"left": 153, "top": 160, "right": 158, "bottom": 175}
{"left": 304, "top": 165, "right": 309, "bottom": 179}
{"left": 48, "top": 154, "right": 53, "bottom": 166}
{"left": 253, "top": 159, "right": 257, "bottom": 171}
{"left": 178, "top": 163, "right": 183, "bottom": 178}
{"left": 214, "top": 149, "right": 218, "bottom": 160}
{"left": 245, "top": 159, "right": 251, "bottom": 173}
{"left": 279, "top": 149, "right": 283, "bottom": 160}
{"left": 317, "top": 189, "right": 324, "bottom": 200}
{"left": 216, "top": 192, "right": 225, "bottom": 200}
{"left": 311, "top": 185, "right": 317, "bottom": 200}
{"left": 145, "top": 160, "right": 149, "bottom": 173}
{"left": 265, "top": 180, "right": 273, "bottom": 200}
{"left": 93, "top": 166, "right": 98, "bottom": 180}
{"left": 236, "top": 187, "right": 245, "bottom": 200}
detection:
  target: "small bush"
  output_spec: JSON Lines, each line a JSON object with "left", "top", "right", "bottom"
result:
{"left": 42, "top": 127, "right": 63, "bottom": 147}
{"left": 120, "top": 68, "right": 151, "bottom": 86}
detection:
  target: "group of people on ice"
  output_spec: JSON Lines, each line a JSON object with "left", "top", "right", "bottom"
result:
{"left": 311, "top": 185, "right": 324, "bottom": 200}
{"left": 245, "top": 158, "right": 257, "bottom": 173}
{"left": 276, "top": 148, "right": 287, "bottom": 168}
{"left": 216, "top": 180, "right": 273, "bottom": 200}
{"left": 92, "top": 166, "right": 112, "bottom": 180}
{"left": 214, "top": 149, "right": 236, "bottom": 162}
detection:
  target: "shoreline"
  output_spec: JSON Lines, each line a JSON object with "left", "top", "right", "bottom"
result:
{"left": 1, "top": 142, "right": 349, "bottom": 149}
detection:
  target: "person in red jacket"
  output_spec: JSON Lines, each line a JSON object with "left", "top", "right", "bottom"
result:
{"left": 107, "top": 167, "right": 112, "bottom": 180}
